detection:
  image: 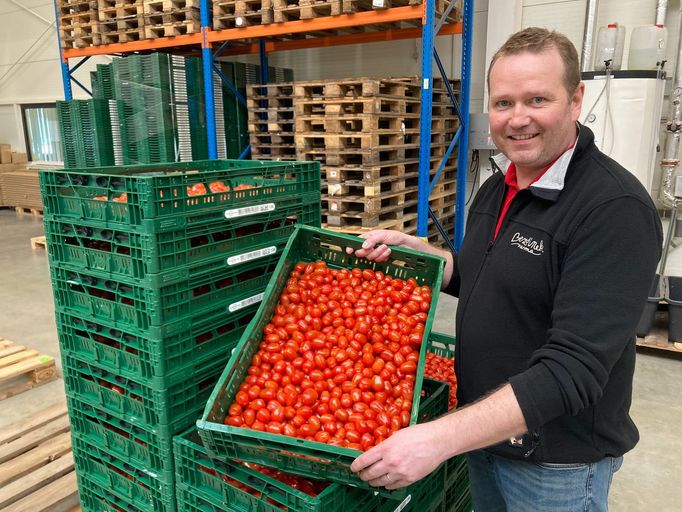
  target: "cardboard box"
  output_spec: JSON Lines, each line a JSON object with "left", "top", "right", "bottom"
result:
{"left": 0, "top": 144, "right": 11, "bottom": 164}
{"left": 11, "top": 152, "right": 28, "bottom": 163}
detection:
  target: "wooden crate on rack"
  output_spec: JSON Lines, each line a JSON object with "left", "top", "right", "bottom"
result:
{"left": 58, "top": 0, "right": 101, "bottom": 49}
{"left": 247, "top": 83, "right": 298, "bottom": 161}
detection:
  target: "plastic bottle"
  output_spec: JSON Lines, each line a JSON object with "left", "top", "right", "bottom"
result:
{"left": 628, "top": 24, "right": 668, "bottom": 70}
{"left": 594, "top": 23, "right": 626, "bottom": 71}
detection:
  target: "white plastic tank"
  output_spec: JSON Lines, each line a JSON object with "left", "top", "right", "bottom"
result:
{"left": 594, "top": 23, "right": 626, "bottom": 71}
{"left": 628, "top": 24, "right": 668, "bottom": 70}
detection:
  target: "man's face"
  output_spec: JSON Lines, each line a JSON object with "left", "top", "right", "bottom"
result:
{"left": 488, "top": 48, "right": 584, "bottom": 176}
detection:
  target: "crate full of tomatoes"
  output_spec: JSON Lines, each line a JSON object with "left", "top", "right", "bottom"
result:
{"left": 197, "top": 225, "right": 445, "bottom": 498}
{"left": 425, "top": 332, "right": 458, "bottom": 410}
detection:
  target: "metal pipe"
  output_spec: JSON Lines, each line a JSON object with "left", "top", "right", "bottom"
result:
{"left": 658, "top": 1, "right": 681, "bottom": 207}
{"left": 581, "top": 0, "right": 600, "bottom": 72}
{"left": 660, "top": 201, "right": 677, "bottom": 275}
{"left": 656, "top": 0, "right": 668, "bottom": 26}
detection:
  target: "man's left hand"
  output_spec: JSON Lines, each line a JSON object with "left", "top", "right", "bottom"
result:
{"left": 350, "top": 423, "right": 444, "bottom": 489}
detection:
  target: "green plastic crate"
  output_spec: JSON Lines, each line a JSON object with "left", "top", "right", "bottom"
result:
{"left": 50, "top": 255, "right": 277, "bottom": 331}
{"left": 44, "top": 202, "right": 319, "bottom": 284}
{"left": 69, "top": 397, "right": 176, "bottom": 479}
{"left": 197, "top": 225, "right": 445, "bottom": 498}
{"left": 78, "top": 478, "right": 145, "bottom": 512}
{"left": 73, "top": 437, "right": 176, "bottom": 512}
{"left": 427, "top": 331, "right": 455, "bottom": 359}
{"left": 56, "top": 306, "right": 253, "bottom": 387}
{"left": 177, "top": 379, "right": 447, "bottom": 512}
{"left": 63, "top": 353, "right": 228, "bottom": 436}
{"left": 39, "top": 160, "right": 320, "bottom": 232}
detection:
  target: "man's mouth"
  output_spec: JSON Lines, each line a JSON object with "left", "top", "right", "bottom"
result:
{"left": 509, "top": 134, "right": 538, "bottom": 140}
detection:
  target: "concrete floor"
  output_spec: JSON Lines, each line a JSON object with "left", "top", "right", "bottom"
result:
{"left": 1, "top": 209, "right": 681, "bottom": 510}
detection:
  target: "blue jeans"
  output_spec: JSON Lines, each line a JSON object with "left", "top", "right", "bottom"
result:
{"left": 466, "top": 450, "right": 623, "bottom": 512}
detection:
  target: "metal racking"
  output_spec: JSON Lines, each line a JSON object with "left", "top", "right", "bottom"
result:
{"left": 52, "top": 0, "right": 473, "bottom": 249}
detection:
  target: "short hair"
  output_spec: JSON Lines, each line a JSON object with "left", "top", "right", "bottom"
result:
{"left": 487, "top": 27, "right": 581, "bottom": 96}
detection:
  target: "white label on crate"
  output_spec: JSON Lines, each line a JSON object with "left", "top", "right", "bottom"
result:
{"left": 227, "top": 246, "right": 277, "bottom": 266}
{"left": 224, "top": 203, "right": 276, "bottom": 219}
{"left": 229, "top": 292, "right": 264, "bottom": 312}
{"left": 328, "top": 169, "right": 339, "bottom": 179}
{"left": 423, "top": 78, "right": 430, "bottom": 90}
{"left": 372, "top": 0, "right": 385, "bottom": 6}
{"left": 392, "top": 494, "right": 412, "bottom": 512}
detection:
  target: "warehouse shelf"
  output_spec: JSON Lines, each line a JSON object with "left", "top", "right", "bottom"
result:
{"left": 53, "top": 0, "right": 472, "bottom": 250}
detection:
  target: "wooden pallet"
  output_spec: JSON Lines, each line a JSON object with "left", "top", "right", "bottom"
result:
{"left": 144, "top": 17, "right": 201, "bottom": 37}
{"left": 273, "top": 0, "right": 342, "bottom": 23}
{"left": 143, "top": 0, "right": 201, "bottom": 11}
{"left": 636, "top": 310, "right": 682, "bottom": 353}
{"left": 213, "top": 0, "right": 274, "bottom": 28}
{"left": 14, "top": 206, "right": 43, "bottom": 217}
{"left": 294, "top": 96, "right": 419, "bottom": 117}
{"left": 0, "top": 338, "right": 57, "bottom": 401}
{"left": 30, "top": 236, "right": 47, "bottom": 251}
{"left": 294, "top": 77, "right": 421, "bottom": 99}
{"left": 59, "top": 22, "right": 102, "bottom": 49}
{"left": 57, "top": 0, "right": 97, "bottom": 15}
{"left": 298, "top": 144, "right": 415, "bottom": 166}
{"left": 0, "top": 403, "right": 77, "bottom": 512}
{"left": 98, "top": 0, "right": 144, "bottom": 20}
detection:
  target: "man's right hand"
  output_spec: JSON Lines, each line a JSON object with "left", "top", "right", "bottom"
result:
{"left": 346, "top": 230, "right": 425, "bottom": 262}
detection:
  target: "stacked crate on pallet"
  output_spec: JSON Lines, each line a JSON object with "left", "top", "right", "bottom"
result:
{"left": 39, "top": 159, "right": 321, "bottom": 512}
{"left": 247, "top": 82, "right": 297, "bottom": 161}
{"left": 97, "top": 0, "right": 146, "bottom": 44}
{"left": 57, "top": 0, "right": 101, "bottom": 49}
{"left": 212, "top": 0, "right": 274, "bottom": 29}
{"left": 143, "top": 0, "right": 202, "bottom": 38}
{"left": 272, "top": 0, "right": 342, "bottom": 23}
{"left": 294, "top": 78, "right": 419, "bottom": 234}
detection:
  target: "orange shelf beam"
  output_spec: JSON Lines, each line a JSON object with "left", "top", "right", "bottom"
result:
{"left": 219, "top": 21, "right": 462, "bottom": 55}
{"left": 207, "top": 5, "right": 424, "bottom": 43}
{"left": 62, "top": 32, "right": 204, "bottom": 59}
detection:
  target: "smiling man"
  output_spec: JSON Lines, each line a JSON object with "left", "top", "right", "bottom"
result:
{"left": 348, "top": 28, "right": 662, "bottom": 511}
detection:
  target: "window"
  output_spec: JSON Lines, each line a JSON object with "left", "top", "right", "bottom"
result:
{"left": 21, "top": 103, "right": 63, "bottom": 163}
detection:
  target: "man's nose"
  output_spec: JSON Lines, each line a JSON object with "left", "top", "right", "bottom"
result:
{"left": 509, "top": 105, "right": 531, "bottom": 128}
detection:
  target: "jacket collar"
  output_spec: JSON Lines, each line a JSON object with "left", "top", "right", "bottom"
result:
{"left": 490, "top": 123, "right": 592, "bottom": 202}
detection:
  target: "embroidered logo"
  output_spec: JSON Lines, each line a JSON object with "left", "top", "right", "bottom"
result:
{"left": 510, "top": 232, "right": 545, "bottom": 256}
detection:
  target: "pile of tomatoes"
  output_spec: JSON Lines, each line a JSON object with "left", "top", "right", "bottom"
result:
{"left": 187, "top": 182, "right": 256, "bottom": 196}
{"left": 224, "top": 260, "right": 432, "bottom": 451}
{"left": 424, "top": 352, "right": 458, "bottom": 410}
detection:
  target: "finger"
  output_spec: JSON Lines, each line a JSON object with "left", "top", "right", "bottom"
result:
{"left": 364, "top": 244, "right": 391, "bottom": 262}
{"left": 385, "top": 479, "right": 408, "bottom": 490}
{"left": 350, "top": 446, "right": 382, "bottom": 473}
{"left": 359, "top": 463, "right": 389, "bottom": 482}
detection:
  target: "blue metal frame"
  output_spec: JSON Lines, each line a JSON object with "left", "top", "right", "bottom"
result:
{"left": 417, "top": 0, "right": 472, "bottom": 250}
{"left": 454, "top": 0, "right": 473, "bottom": 250}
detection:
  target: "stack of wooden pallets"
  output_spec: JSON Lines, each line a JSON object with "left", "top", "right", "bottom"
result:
{"left": 97, "top": 0, "right": 145, "bottom": 45}
{"left": 212, "top": 0, "right": 274, "bottom": 28}
{"left": 58, "top": 0, "right": 101, "bottom": 49}
{"left": 290, "top": 76, "right": 459, "bottom": 243}
{"left": 247, "top": 83, "right": 297, "bottom": 160}
{"left": 143, "top": 0, "right": 201, "bottom": 38}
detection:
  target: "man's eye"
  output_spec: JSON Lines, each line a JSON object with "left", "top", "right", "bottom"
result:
{"left": 496, "top": 100, "right": 510, "bottom": 108}
{"left": 531, "top": 97, "right": 545, "bottom": 104}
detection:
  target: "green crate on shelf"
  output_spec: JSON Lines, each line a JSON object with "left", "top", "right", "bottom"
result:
{"left": 43, "top": 202, "right": 319, "bottom": 284}
{"left": 63, "top": 353, "right": 228, "bottom": 436}
{"left": 177, "top": 379, "right": 448, "bottom": 512}
{"left": 68, "top": 397, "right": 176, "bottom": 479}
{"left": 197, "top": 225, "right": 445, "bottom": 499}
{"left": 50, "top": 254, "right": 277, "bottom": 331}
{"left": 73, "top": 437, "right": 176, "bottom": 512}
{"left": 56, "top": 305, "right": 253, "bottom": 387}
{"left": 39, "top": 159, "right": 321, "bottom": 232}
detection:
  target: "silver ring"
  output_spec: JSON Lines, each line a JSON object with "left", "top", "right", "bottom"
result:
{"left": 385, "top": 473, "right": 392, "bottom": 483}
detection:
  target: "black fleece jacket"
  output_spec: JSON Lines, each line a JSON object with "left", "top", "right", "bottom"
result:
{"left": 444, "top": 125, "right": 662, "bottom": 463}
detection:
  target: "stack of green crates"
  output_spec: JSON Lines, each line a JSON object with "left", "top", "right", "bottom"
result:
{"left": 40, "top": 159, "right": 321, "bottom": 512}
{"left": 57, "top": 99, "right": 116, "bottom": 168}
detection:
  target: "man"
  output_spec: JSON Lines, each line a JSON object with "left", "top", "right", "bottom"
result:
{"left": 349, "top": 27, "right": 662, "bottom": 511}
